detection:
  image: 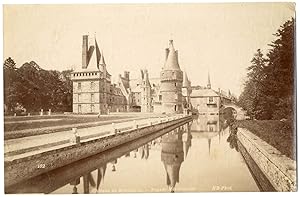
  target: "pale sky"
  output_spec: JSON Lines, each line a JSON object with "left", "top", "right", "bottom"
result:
{"left": 3, "top": 3, "right": 295, "bottom": 96}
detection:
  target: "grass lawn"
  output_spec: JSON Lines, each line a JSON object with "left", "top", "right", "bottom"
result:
{"left": 4, "top": 115, "right": 133, "bottom": 132}
{"left": 236, "top": 120, "right": 296, "bottom": 160}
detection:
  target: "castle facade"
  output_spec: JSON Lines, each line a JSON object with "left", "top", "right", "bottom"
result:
{"left": 71, "top": 36, "right": 191, "bottom": 114}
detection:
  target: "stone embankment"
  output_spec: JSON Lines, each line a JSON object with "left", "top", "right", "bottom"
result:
{"left": 5, "top": 115, "right": 192, "bottom": 187}
{"left": 237, "top": 128, "right": 296, "bottom": 192}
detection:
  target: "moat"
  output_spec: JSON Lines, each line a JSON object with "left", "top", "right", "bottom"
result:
{"left": 6, "top": 115, "right": 259, "bottom": 193}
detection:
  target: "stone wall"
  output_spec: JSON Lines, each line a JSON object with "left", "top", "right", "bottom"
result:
{"left": 237, "top": 128, "right": 297, "bottom": 192}
{"left": 190, "top": 96, "right": 220, "bottom": 115}
{"left": 5, "top": 120, "right": 190, "bottom": 193}
{"left": 5, "top": 115, "right": 192, "bottom": 187}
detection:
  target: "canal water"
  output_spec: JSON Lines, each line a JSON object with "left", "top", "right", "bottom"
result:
{"left": 7, "top": 115, "right": 259, "bottom": 193}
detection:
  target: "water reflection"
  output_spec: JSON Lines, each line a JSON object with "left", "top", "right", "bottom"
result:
{"left": 224, "top": 109, "right": 239, "bottom": 152}
{"left": 191, "top": 114, "right": 222, "bottom": 156}
{"left": 6, "top": 115, "right": 259, "bottom": 194}
{"left": 65, "top": 124, "right": 193, "bottom": 193}
{"left": 161, "top": 126, "right": 185, "bottom": 192}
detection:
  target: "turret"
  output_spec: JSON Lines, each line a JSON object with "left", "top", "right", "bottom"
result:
{"left": 182, "top": 71, "right": 192, "bottom": 112}
{"left": 160, "top": 40, "right": 183, "bottom": 114}
{"left": 141, "top": 69, "right": 152, "bottom": 112}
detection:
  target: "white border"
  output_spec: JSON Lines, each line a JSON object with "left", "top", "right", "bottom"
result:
{"left": 0, "top": 0, "right": 298, "bottom": 196}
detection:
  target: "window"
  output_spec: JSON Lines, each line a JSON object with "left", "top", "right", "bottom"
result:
{"left": 78, "top": 105, "right": 82, "bottom": 113}
{"left": 91, "top": 104, "right": 95, "bottom": 113}
{"left": 91, "top": 93, "right": 94, "bottom": 102}
{"left": 78, "top": 94, "right": 81, "bottom": 102}
{"left": 209, "top": 97, "right": 214, "bottom": 103}
{"left": 78, "top": 82, "right": 81, "bottom": 90}
{"left": 90, "top": 82, "right": 94, "bottom": 89}
{"left": 159, "top": 95, "right": 162, "bottom": 101}
{"left": 175, "top": 83, "right": 177, "bottom": 87}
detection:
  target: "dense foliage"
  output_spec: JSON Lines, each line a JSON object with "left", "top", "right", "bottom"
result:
{"left": 4, "top": 58, "right": 73, "bottom": 114}
{"left": 238, "top": 18, "right": 295, "bottom": 120}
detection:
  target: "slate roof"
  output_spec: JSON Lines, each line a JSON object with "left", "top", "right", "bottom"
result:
{"left": 190, "top": 89, "right": 219, "bottom": 97}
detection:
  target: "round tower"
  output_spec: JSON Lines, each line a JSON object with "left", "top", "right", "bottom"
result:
{"left": 160, "top": 40, "right": 183, "bottom": 114}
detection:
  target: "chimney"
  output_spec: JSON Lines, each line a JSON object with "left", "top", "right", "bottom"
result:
{"left": 82, "top": 35, "right": 88, "bottom": 69}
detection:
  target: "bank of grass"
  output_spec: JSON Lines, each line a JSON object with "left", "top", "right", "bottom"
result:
{"left": 4, "top": 115, "right": 133, "bottom": 132}
{"left": 236, "top": 120, "right": 296, "bottom": 160}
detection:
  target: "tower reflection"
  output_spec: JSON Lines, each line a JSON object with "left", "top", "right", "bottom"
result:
{"left": 161, "top": 123, "right": 192, "bottom": 192}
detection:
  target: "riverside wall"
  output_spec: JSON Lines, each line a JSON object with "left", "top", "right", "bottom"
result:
{"left": 237, "top": 128, "right": 297, "bottom": 192}
{"left": 5, "top": 115, "right": 192, "bottom": 187}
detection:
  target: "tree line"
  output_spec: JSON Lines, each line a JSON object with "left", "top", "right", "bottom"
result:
{"left": 238, "top": 18, "right": 295, "bottom": 120}
{"left": 4, "top": 58, "right": 73, "bottom": 114}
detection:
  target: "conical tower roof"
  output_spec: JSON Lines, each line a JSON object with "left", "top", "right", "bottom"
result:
{"left": 99, "top": 50, "right": 106, "bottom": 65}
{"left": 164, "top": 40, "right": 181, "bottom": 70}
{"left": 183, "top": 71, "right": 189, "bottom": 87}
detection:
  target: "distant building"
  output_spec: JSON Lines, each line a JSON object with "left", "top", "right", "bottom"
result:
{"left": 119, "top": 72, "right": 161, "bottom": 113}
{"left": 190, "top": 73, "right": 220, "bottom": 115}
{"left": 71, "top": 35, "right": 127, "bottom": 114}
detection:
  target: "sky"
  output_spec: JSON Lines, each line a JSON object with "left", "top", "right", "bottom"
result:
{"left": 3, "top": 3, "right": 295, "bottom": 96}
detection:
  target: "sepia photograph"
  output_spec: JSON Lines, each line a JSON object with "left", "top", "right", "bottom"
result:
{"left": 2, "top": 1, "right": 297, "bottom": 194}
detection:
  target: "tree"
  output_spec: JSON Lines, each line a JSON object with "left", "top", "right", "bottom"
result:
{"left": 3, "top": 58, "right": 73, "bottom": 114}
{"left": 238, "top": 49, "right": 267, "bottom": 119}
{"left": 238, "top": 18, "right": 295, "bottom": 120}
{"left": 3, "top": 57, "right": 20, "bottom": 113}
{"left": 265, "top": 18, "right": 295, "bottom": 120}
